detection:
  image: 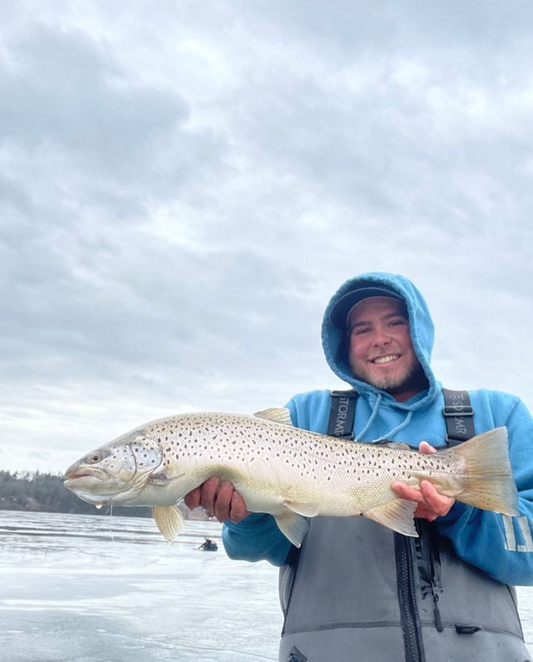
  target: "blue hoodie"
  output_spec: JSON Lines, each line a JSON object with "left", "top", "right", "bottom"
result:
{"left": 223, "top": 272, "right": 533, "bottom": 586}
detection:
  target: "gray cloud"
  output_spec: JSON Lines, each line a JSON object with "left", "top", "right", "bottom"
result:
{"left": 1, "top": 1, "right": 533, "bottom": 472}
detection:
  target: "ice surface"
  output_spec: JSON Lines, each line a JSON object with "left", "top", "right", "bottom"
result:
{"left": 0, "top": 511, "right": 282, "bottom": 662}
{"left": 2, "top": 511, "right": 533, "bottom": 662}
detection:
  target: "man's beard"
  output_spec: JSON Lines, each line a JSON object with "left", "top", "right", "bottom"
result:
{"left": 349, "top": 357, "right": 428, "bottom": 396}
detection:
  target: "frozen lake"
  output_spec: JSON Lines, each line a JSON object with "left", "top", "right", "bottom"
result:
{"left": 1, "top": 510, "right": 533, "bottom": 661}
{"left": 0, "top": 510, "right": 282, "bottom": 662}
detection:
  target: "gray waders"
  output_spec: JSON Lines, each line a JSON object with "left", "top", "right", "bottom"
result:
{"left": 277, "top": 390, "right": 531, "bottom": 662}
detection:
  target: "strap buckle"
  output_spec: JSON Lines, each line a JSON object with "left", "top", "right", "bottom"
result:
{"left": 442, "top": 405, "right": 473, "bottom": 417}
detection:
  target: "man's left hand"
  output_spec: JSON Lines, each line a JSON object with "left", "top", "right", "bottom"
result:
{"left": 391, "top": 441, "right": 455, "bottom": 522}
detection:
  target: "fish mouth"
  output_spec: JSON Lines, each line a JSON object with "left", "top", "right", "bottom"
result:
{"left": 64, "top": 466, "right": 108, "bottom": 482}
{"left": 63, "top": 472, "right": 127, "bottom": 506}
{"left": 64, "top": 464, "right": 156, "bottom": 506}
{"left": 65, "top": 470, "right": 98, "bottom": 480}
{"left": 63, "top": 467, "right": 112, "bottom": 496}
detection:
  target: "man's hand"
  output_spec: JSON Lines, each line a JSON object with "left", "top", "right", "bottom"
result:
{"left": 184, "top": 477, "right": 250, "bottom": 523}
{"left": 391, "top": 441, "right": 455, "bottom": 522}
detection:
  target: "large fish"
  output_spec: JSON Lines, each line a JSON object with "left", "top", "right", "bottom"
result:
{"left": 64, "top": 408, "right": 519, "bottom": 545}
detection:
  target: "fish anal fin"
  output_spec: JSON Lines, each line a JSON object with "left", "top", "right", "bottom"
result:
{"left": 253, "top": 407, "right": 293, "bottom": 426}
{"left": 274, "top": 510, "right": 309, "bottom": 547}
{"left": 283, "top": 499, "right": 320, "bottom": 518}
{"left": 364, "top": 499, "right": 418, "bottom": 537}
{"left": 153, "top": 505, "right": 184, "bottom": 542}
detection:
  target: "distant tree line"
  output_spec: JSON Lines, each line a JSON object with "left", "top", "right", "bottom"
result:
{"left": 0, "top": 470, "right": 151, "bottom": 518}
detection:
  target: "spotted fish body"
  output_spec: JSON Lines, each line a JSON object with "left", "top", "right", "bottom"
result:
{"left": 64, "top": 408, "right": 519, "bottom": 545}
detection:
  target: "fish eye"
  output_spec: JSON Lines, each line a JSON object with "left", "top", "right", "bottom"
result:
{"left": 87, "top": 452, "right": 102, "bottom": 464}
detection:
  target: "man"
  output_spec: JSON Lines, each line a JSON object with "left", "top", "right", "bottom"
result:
{"left": 186, "top": 273, "right": 533, "bottom": 662}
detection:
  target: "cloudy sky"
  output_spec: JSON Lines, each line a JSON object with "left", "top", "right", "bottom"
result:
{"left": 2, "top": 0, "right": 533, "bottom": 474}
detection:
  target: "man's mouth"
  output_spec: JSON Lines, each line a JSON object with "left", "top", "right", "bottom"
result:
{"left": 370, "top": 354, "right": 401, "bottom": 365}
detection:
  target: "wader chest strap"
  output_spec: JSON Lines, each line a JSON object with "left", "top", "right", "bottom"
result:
{"left": 328, "top": 388, "right": 475, "bottom": 445}
{"left": 442, "top": 388, "right": 475, "bottom": 446}
{"left": 327, "top": 390, "right": 358, "bottom": 438}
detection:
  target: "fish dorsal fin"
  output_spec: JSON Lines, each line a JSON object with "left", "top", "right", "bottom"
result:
{"left": 153, "top": 505, "right": 184, "bottom": 542}
{"left": 364, "top": 499, "right": 418, "bottom": 537}
{"left": 273, "top": 509, "right": 309, "bottom": 548}
{"left": 253, "top": 407, "right": 293, "bottom": 426}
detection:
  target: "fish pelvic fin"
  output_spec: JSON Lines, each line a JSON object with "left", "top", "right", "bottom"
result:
{"left": 364, "top": 499, "right": 418, "bottom": 537}
{"left": 445, "top": 427, "right": 519, "bottom": 516}
{"left": 283, "top": 499, "right": 320, "bottom": 518}
{"left": 153, "top": 505, "right": 185, "bottom": 542}
{"left": 253, "top": 407, "right": 293, "bottom": 426}
{"left": 274, "top": 510, "right": 309, "bottom": 548}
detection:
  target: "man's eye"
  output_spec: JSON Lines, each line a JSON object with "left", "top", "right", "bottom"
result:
{"left": 352, "top": 328, "right": 369, "bottom": 336}
{"left": 390, "top": 319, "right": 406, "bottom": 327}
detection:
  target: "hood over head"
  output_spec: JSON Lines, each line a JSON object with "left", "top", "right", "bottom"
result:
{"left": 322, "top": 272, "right": 438, "bottom": 410}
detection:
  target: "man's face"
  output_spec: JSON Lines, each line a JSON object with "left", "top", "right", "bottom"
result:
{"left": 347, "top": 297, "right": 426, "bottom": 401}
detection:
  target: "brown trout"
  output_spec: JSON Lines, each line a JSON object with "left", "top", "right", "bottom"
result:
{"left": 64, "top": 408, "right": 518, "bottom": 545}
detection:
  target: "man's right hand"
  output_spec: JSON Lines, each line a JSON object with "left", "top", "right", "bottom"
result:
{"left": 184, "top": 477, "right": 250, "bottom": 523}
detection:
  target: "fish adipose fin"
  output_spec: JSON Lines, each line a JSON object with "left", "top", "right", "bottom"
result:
{"left": 253, "top": 407, "right": 294, "bottom": 426}
{"left": 446, "top": 427, "right": 519, "bottom": 516}
{"left": 274, "top": 510, "right": 309, "bottom": 547}
{"left": 153, "top": 505, "right": 184, "bottom": 542}
{"left": 364, "top": 499, "right": 418, "bottom": 537}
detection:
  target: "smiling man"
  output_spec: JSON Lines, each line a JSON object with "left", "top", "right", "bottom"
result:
{"left": 187, "top": 273, "right": 533, "bottom": 662}
{"left": 345, "top": 294, "right": 427, "bottom": 400}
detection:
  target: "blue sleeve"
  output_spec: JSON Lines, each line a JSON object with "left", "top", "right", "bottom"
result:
{"left": 435, "top": 399, "right": 533, "bottom": 586}
{"left": 221, "top": 399, "right": 300, "bottom": 567}
{"left": 222, "top": 514, "right": 292, "bottom": 566}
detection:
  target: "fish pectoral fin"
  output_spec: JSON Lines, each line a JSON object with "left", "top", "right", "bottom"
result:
{"left": 153, "top": 505, "right": 184, "bottom": 542}
{"left": 149, "top": 472, "right": 186, "bottom": 486}
{"left": 283, "top": 499, "right": 320, "bottom": 518}
{"left": 253, "top": 407, "right": 293, "bottom": 426}
{"left": 274, "top": 510, "right": 309, "bottom": 548}
{"left": 364, "top": 499, "right": 418, "bottom": 537}
{"left": 149, "top": 474, "right": 169, "bottom": 486}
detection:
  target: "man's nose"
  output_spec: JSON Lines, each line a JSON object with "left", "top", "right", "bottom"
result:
{"left": 372, "top": 328, "right": 392, "bottom": 346}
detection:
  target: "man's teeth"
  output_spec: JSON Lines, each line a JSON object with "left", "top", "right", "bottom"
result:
{"left": 373, "top": 355, "right": 399, "bottom": 364}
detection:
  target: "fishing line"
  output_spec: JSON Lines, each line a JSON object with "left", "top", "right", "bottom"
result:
{"left": 108, "top": 505, "right": 116, "bottom": 544}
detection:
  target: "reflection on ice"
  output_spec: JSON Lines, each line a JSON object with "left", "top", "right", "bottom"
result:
{"left": 0, "top": 511, "right": 281, "bottom": 662}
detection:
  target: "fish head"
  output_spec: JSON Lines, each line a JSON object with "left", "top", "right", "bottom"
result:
{"left": 64, "top": 431, "right": 164, "bottom": 506}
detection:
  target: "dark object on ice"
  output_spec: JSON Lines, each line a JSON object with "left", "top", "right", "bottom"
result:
{"left": 197, "top": 538, "right": 218, "bottom": 551}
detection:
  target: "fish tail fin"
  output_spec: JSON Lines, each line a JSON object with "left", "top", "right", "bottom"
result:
{"left": 448, "top": 427, "right": 519, "bottom": 516}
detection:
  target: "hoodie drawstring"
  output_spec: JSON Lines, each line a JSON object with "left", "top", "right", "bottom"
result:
{"left": 354, "top": 394, "right": 414, "bottom": 443}
{"left": 375, "top": 410, "right": 413, "bottom": 441}
{"left": 354, "top": 394, "right": 382, "bottom": 441}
